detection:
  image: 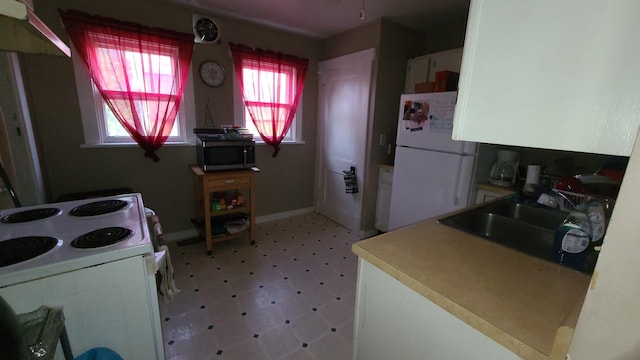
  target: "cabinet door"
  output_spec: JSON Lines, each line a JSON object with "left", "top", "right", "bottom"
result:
{"left": 453, "top": 0, "right": 640, "bottom": 156}
{"left": 426, "top": 48, "right": 463, "bottom": 82}
{"left": 404, "top": 55, "right": 430, "bottom": 93}
{"left": 353, "top": 259, "right": 520, "bottom": 360}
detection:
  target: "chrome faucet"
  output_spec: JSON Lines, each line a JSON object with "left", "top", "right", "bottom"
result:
{"left": 554, "top": 191, "right": 578, "bottom": 211}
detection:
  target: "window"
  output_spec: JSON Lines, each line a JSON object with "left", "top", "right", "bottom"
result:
{"left": 229, "top": 43, "right": 309, "bottom": 157}
{"left": 72, "top": 42, "right": 196, "bottom": 146}
{"left": 234, "top": 63, "right": 302, "bottom": 143}
{"left": 60, "top": 9, "right": 196, "bottom": 159}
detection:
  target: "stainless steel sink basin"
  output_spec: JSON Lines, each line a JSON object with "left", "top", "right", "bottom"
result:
{"left": 478, "top": 199, "right": 567, "bottom": 231}
{"left": 438, "top": 198, "right": 596, "bottom": 274}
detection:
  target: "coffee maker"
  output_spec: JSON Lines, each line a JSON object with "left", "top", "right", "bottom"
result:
{"left": 489, "top": 149, "right": 520, "bottom": 187}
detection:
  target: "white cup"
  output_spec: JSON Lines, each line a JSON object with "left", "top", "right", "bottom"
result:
{"left": 526, "top": 165, "right": 541, "bottom": 185}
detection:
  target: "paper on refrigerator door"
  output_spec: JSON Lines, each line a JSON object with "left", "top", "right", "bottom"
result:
{"left": 401, "top": 96, "right": 455, "bottom": 133}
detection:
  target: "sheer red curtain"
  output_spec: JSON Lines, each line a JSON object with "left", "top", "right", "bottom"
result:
{"left": 59, "top": 10, "right": 193, "bottom": 161}
{"left": 229, "top": 43, "right": 308, "bottom": 157}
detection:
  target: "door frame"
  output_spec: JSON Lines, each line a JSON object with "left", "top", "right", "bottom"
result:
{"left": 314, "top": 48, "right": 376, "bottom": 235}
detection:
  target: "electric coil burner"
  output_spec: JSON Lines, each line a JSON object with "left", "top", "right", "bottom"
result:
{"left": 71, "top": 227, "right": 133, "bottom": 249}
{"left": 0, "top": 236, "right": 59, "bottom": 267}
{"left": 0, "top": 193, "right": 151, "bottom": 286}
{"left": 70, "top": 200, "right": 128, "bottom": 217}
{"left": 1, "top": 208, "right": 61, "bottom": 224}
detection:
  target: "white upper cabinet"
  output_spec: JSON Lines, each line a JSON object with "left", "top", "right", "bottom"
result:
{"left": 452, "top": 0, "right": 640, "bottom": 156}
{"left": 404, "top": 55, "right": 430, "bottom": 93}
{"left": 404, "top": 48, "right": 463, "bottom": 93}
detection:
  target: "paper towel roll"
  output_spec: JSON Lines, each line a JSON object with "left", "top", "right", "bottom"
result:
{"left": 526, "top": 165, "right": 541, "bottom": 185}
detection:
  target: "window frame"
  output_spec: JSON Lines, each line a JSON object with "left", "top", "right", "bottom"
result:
{"left": 71, "top": 41, "right": 196, "bottom": 147}
{"left": 232, "top": 61, "right": 303, "bottom": 144}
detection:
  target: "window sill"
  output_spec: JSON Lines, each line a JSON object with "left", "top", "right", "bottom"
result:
{"left": 254, "top": 140, "right": 306, "bottom": 145}
{"left": 80, "top": 140, "right": 305, "bottom": 148}
{"left": 81, "top": 141, "right": 196, "bottom": 148}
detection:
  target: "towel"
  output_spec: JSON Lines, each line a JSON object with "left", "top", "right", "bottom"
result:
{"left": 156, "top": 245, "right": 180, "bottom": 303}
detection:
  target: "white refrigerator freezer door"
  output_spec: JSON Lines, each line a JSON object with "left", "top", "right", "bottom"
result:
{"left": 397, "top": 92, "right": 476, "bottom": 154}
{"left": 389, "top": 146, "right": 475, "bottom": 231}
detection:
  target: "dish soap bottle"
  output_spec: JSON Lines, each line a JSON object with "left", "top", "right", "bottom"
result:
{"left": 586, "top": 198, "right": 606, "bottom": 246}
{"left": 583, "top": 198, "right": 607, "bottom": 273}
{"left": 552, "top": 207, "right": 592, "bottom": 271}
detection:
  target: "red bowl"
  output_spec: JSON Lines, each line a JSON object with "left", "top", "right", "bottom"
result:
{"left": 554, "top": 177, "right": 585, "bottom": 193}
{"left": 598, "top": 168, "right": 625, "bottom": 185}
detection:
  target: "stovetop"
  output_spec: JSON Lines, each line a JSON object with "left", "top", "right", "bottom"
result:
{"left": 0, "top": 193, "right": 152, "bottom": 287}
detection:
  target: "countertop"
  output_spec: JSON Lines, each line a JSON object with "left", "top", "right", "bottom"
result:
{"left": 476, "top": 182, "right": 519, "bottom": 195}
{"left": 352, "top": 214, "right": 591, "bottom": 360}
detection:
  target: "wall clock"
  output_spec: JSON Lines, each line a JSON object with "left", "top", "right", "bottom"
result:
{"left": 199, "top": 60, "right": 225, "bottom": 87}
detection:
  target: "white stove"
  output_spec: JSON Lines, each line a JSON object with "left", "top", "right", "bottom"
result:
{"left": 0, "top": 193, "right": 164, "bottom": 359}
{"left": 0, "top": 193, "right": 153, "bottom": 287}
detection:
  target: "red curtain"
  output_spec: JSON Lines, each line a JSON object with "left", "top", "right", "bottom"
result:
{"left": 59, "top": 10, "right": 193, "bottom": 162}
{"left": 229, "top": 43, "right": 308, "bottom": 157}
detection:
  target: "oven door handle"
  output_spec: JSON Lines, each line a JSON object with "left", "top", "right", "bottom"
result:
{"left": 145, "top": 250, "right": 167, "bottom": 274}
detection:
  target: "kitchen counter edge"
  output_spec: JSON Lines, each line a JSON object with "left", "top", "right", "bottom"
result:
{"left": 351, "top": 216, "right": 590, "bottom": 360}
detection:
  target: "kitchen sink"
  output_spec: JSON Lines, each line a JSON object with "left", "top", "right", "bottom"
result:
{"left": 438, "top": 198, "right": 597, "bottom": 274}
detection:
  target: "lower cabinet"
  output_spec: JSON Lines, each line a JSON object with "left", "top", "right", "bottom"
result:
{"left": 353, "top": 258, "right": 519, "bottom": 360}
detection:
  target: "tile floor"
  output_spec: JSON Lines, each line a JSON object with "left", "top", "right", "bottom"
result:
{"left": 160, "top": 212, "right": 362, "bottom": 360}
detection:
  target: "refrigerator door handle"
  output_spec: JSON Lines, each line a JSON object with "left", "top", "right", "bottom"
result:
{"left": 453, "top": 156, "right": 463, "bottom": 205}
{"left": 453, "top": 155, "right": 475, "bottom": 206}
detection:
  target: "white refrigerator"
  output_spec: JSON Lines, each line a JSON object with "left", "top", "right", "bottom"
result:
{"left": 388, "top": 92, "right": 477, "bottom": 231}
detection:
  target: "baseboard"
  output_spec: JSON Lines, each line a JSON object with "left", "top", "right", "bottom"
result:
{"left": 164, "top": 228, "right": 199, "bottom": 242}
{"left": 163, "top": 207, "right": 316, "bottom": 242}
{"left": 358, "top": 228, "right": 379, "bottom": 239}
{"left": 255, "top": 207, "right": 315, "bottom": 224}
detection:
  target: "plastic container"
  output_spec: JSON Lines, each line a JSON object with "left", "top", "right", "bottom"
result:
{"left": 586, "top": 200, "right": 606, "bottom": 245}
{"left": 552, "top": 210, "right": 592, "bottom": 271}
{"left": 75, "top": 347, "right": 123, "bottom": 360}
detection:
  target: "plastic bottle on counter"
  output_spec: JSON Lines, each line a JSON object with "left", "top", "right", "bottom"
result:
{"left": 586, "top": 199, "right": 606, "bottom": 246}
{"left": 552, "top": 208, "right": 592, "bottom": 271}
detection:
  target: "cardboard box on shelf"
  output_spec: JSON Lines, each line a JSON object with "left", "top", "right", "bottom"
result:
{"left": 434, "top": 71, "right": 459, "bottom": 92}
{"left": 414, "top": 82, "right": 435, "bottom": 93}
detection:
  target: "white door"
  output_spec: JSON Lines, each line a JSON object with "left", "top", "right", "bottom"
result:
{"left": 316, "top": 48, "right": 375, "bottom": 231}
{"left": 0, "top": 53, "right": 45, "bottom": 205}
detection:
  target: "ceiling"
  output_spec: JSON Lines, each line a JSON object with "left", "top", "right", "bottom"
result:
{"left": 158, "top": 0, "right": 471, "bottom": 39}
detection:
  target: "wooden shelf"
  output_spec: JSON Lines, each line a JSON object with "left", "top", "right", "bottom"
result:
{"left": 210, "top": 205, "right": 250, "bottom": 215}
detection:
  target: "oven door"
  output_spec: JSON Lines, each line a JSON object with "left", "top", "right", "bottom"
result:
{"left": 0, "top": 255, "right": 165, "bottom": 359}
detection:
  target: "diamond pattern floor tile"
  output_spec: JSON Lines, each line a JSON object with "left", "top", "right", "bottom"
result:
{"left": 160, "top": 212, "right": 361, "bottom": 359}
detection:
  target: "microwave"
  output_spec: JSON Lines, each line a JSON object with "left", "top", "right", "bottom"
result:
{"left": 196, "top": 138, "right": 256, "bottom": 171}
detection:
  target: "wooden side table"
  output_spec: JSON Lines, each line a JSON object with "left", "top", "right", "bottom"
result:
{"left": 190, "top": 165, "right": 256, "bottom": 254}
